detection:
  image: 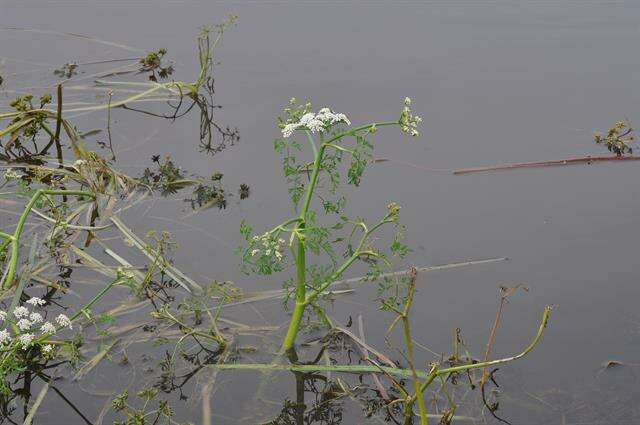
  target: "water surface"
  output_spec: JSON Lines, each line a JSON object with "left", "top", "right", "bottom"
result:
{"left": 1, "top": 1, "right": 640, "bottom": 423}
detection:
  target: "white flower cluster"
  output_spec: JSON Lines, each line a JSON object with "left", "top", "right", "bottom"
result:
{"left": 0, "top": 297, "right": 72, "bottom": 350}
{"left": 251, "top": 233, "right": 286, "bottom": 261}
{"left": 400, "top": 97, "right": 422, "bottom": 137}
{"left": 26, "top": 297, "right": 47, "bottom": 306}
{"left": 4, "top": 168, "right": 22, "bottom": 180}
{"left": 282, "top": 107, "right": 351, "bottom": 138}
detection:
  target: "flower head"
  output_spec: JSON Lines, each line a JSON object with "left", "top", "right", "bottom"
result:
{"left": 4, "top": 168, "right": 22, "bottom": 180}
{"left": 13, "top": 306, "right": 29, "bottom": 319}
{"left": 16, "top": 318, "right": 32, "bottom": 331}
{"left": 18, "top": 333, "right": 34, "bottom": 349}
{"left": 55, "top": 314, "right": 72, "bottom": 329}
{"left": 281, "top": 106, "right": 350, "bottom": 138}
{"left": 42, "top": 344, "right": 54, "bottom": 354}
{"left": 26, "top": 297, "right": 46, "bottom": 307}
{"left": 30, "top": 312, "right": 43, "bottom": 323}
{"left": 0, "top": 329, "right": 11, "bottom": 344}
{"left": 387, "top": 202, "right": 401, "bottom": 221}
{"left": 399, "top": 97, "right": 421, "bottom": 137}
{"left": 40, "top": 322, "right": 56, "bottom": 335}
{"left": 0, "top": 311, "right": 6, "bottom": 322}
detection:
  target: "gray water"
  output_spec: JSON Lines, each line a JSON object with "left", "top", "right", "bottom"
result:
{"left": 1, "top": 1, "right": 640, "bottom": 423}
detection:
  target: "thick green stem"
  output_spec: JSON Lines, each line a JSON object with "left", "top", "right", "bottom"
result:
{"left": 300, "top": 145, "right": 326, "bottom": 220}
{"left": 281, "top": 231, "right": 307, "bottom": 353}
{"left": 280, "top": 133, "right": 326, "bottom": 352}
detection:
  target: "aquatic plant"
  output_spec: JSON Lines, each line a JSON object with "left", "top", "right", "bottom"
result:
{"left": 594, "top": 119, "right": 635, "bottom": 156}
{"left": 232, "top": 98, "right": 555, "bottom": 424}
{"left": 0, "top": 21, "right": 559, "bottom": 424}
{"left": 240, "top": 97, "right": 421, "bottom": 354}
{"left": 112, "top": 388, "right": 192, "bottom": 425}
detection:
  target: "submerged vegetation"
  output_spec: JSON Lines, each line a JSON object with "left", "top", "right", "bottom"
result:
{"left": 8, "top": 16, "right": 639, "bottom": 425}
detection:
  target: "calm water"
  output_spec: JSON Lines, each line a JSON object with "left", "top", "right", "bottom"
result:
{"left": 1, "top": 1, "right": 640, "bottom": 423}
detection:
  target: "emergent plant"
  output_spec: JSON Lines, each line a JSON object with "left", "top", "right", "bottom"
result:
{"left": 240, "top": 97, "right": 422, "bottom": 354}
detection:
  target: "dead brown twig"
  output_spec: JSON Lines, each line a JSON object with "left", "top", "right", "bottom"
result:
{"left": 453, "top": 155, "right": 640, "bottom": 176}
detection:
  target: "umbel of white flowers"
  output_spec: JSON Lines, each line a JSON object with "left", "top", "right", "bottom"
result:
{"left": 251, "top": 233, "right": 286, "bottom": 261}
{"left": 281, "top": 98, "right": 422, "bottom": 139}
{"left": 282, "top": 107, "right": 351, "bottom": 138}
{"left": 0, "top": 297, "right": 72, "bottom": 350}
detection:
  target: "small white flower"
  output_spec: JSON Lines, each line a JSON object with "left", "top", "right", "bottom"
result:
{"left": 55, "top": 314, "right": 72, "bottom": 329}
{"left": 40, "top": 322, "right": 56, "bottom": 335}
{"left": 251, "top": 249, "right": 260, "bottom": 257}
{"left": 18, "top": 333, "right": 34, "bottom": 349}
{"left": 0, "top": 329, "right": 11, "bottom": 344}
{"left": 29, "top": 312, "right": 43, "bottom": 324}
{"left": 400, "top": 97, "right": 421, "bottom": 138}
{"left": 281, "top": 107, "right": 350, "bottom": 138}
{"left": 74, "top": 159, "right": 87, "bottom": 168}
{"left": 0, "top": 311, "right": 6, "bottom": 322}
{"left": 42, "top": 344, "right": 54, "bottom": 354}
{"left": 13, "top": 306, "right": 29, "bottom": 319}
{"left": 335, "top": 113, "right": 351, "bottom": 125}
{"left": 278, "top": 239, "right": 285, "bottom": 244}
{"left": 4, "top": 168, "right": 22, "bottom": 180}
{"left": 282, "top": 123, "right": 298, "bottom": 138}
{"left": 16, "top": 318, "right": 32, "bottom": 331}
{"left": 26, "top": 297, "right": 46, "bottom": 307}
{"left": 310, "top": 119, "right": 327, "bottom": 133}
{"left": 298, "top": 112, "right": 316, "bottom": 126}
{"left": 265, "top": 249, "right": 271, "bottom": 256}
{"left": 275, "top": 251, "right": 283, "bottom": 261}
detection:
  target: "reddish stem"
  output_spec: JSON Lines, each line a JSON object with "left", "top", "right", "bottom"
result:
{"left": 453, "top": 155, "right": 640, "bottom": 175}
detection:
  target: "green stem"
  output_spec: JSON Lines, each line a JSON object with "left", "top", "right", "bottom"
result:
{"left": 305, "top": 130, "right": 318, "bottom": 157}
{"left": 305, "top": 217, "right": 393, "bottom": 304}
{"left": 403, "top": 314, "right": 428, "bottom": 424}
{"left": 1, "top": 189, "right": 94, "bottom": 288}
{"left": 305, "top": 250, "right": 361, "bottom": 305}
{"left": 300, "top": 145, "right": 326, "bottom": 221}
{"left": 281, "top": 229, "right": 307, "bottom": 353}
{"left": 321, "top": 121, "right": 398, "bottom": 147}
{"left": 69, "top": 277, "right": 123, "bottom": 322}
{"left": 279, "top": 120, "right": 400, "bottom": 350}
{"left": 216, "top": 307, "right": 550, "bottom": 378}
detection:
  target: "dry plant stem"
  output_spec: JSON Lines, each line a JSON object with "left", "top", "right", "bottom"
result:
{"left": 39, "top": 84, "right": 65, "bottom": 164}
{"left": 453, "top": 155, "right": 640, "bottom": 175}
{"left": 106, "top": 90, "right": 116, "bottom": 160}
{"left": 0, "top": 189, "right": 95, "bottom": 288}
{"left": 54, "top": 84, "right": 64, "bottom": 166}
{"left": 480, "top": 286, "right": 522, "bottom": 388}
